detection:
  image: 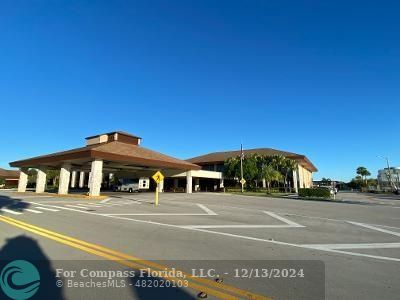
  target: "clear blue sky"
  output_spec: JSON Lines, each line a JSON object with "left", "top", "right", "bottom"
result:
{"left": 1, "top": 1, "right": 399, "bottom": 181}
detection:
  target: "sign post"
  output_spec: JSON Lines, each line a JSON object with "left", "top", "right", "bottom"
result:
{"left": 152, "top": 171, "right": 164, "bottom": 206}
{"left": 240, "top": 178, "right": 246, "bottom": 190}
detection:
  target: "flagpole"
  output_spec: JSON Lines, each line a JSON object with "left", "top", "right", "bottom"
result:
{"left": 240, "top": 143, "right": 244, "bottom": 193}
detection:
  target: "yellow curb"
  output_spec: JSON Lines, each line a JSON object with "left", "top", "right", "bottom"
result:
{"left": 13, "top": 192, "right": 107, "bottom": 200}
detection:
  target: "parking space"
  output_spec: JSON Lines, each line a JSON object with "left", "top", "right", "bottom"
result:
{"left": 94, "top": 193, "right": 400, "bottom": 262}
{"left": 1, "top": 190, "right": 400, "bottom": 299}
{"left": 3, "top": 190, "right": 398, "bottom": 264}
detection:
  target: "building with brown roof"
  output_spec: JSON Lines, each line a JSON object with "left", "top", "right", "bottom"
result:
{"left": 187, "top": 148, "right": 317, "bottom": 190}
{"left": 9, "top": 131, "right": 317, "bottom": 196}
{"left": 10, "top": 131, "right": 201, "bottom": 196}
{"left": 0, "top": 168, "right": 20, "bottom": 187}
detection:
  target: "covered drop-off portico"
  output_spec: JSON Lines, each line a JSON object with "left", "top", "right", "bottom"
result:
{"left": 10, "top": 132, "right": 201, "bottom": 197}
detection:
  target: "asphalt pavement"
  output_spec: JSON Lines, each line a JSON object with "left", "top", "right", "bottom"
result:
{"left": 0, "top": 190, "right": 399, "bottom": 300}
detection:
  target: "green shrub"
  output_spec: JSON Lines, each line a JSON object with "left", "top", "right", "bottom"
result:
{"left": 298, "top": 188, "right": 331, "bottom": 199}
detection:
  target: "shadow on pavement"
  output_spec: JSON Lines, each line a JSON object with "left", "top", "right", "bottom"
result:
{"left": 0, "top": 194, "right": 30, "bottom": 214}
{"left": 0, "top": 235, "right": 65, "bottom": 299}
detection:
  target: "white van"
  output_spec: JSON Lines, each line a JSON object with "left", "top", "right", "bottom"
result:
{"left": 115, "top": 177, "right": 150, "bottom": 193}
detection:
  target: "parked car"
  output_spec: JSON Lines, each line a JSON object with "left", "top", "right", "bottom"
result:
{"left": 114, "top": 177, "right": 150, "bottom": 193}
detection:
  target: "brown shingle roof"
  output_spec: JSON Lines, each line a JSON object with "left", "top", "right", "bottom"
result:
{"left": 10, "top": 141, "right": 200, "bottom": 171}
{"left": 0, "top": 168, "right": 20, "bottom": 179}
{"left": 92, "top": 142, "right": 200, "bottom": 170}
{"left": 187, "top": 148, "right": 318, "bottom": 172}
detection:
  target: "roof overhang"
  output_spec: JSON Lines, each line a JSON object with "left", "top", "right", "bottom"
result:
{"left": 10, "top": 148, "right": 200, "bottom": 171}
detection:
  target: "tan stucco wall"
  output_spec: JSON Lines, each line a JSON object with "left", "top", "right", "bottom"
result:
{"left": 298, "top": 165, "right": 313, "bottom": 188}
{"left": 86, "top": 134, "right": 108, "bottom": 146}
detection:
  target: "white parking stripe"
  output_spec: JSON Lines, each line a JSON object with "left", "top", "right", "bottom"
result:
{"left": 301, "top": 243, "right": 400, "bottom": 250}
{"left": 65, "top": 205, "right": 90, "bottom": 209}
{"left": 34, "top": 207, "right": 59, "bottom": 212}
{"left": 279, "top": 212, "right": 400, "bottom": 230}
{"left": 76, "top": 204, "right": 103, "bottom": 208}
{"left": 190, "top": 227, "right": 400, "bottom": 262}
{"left": 100, "top": 197, "right": 112, "bottom": 203}
{"left": 104, "top": 213, "right": 215, "bottom": 216}
{"left": 182, "top": 225, "right": 303, "bottom": 229}
{"left": 349, "top": 221, "right": 400, "bottom": 237}
{"left": 13, "top": 196, "right": 52, "bottom": 199}
{"left": 1, "top": 208, "right": 22, "bottom": 215}
{"left": 24, "top": 209, "right": 43, "bottom": 214}
{"left": 263, "top": 211, "right": 304, "bottom": 227}
{"left": 196, "top": 204, "right": 218, "bottom": 215}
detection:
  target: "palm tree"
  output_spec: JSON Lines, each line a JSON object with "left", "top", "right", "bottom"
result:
{"left": 224, "top": 157, "right": 240, "bottom": 179}
{"left": 356, "top": 167, "right": 371, "bottom": 186}
{"left": 283, "top": 158, "right": 298, "bottom": 192}
{"left": 269, "top": 155, "right": 286, "bottom": 190}
{"left": 270, "top": 155, "right": 285, "bottom": 172}
{"left": 262, "top": 164, "right": 283, "bottom": 193}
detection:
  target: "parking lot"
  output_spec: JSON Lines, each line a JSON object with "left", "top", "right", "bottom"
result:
{"left": 0, "top": 190, "right": 399, "bottom": 299}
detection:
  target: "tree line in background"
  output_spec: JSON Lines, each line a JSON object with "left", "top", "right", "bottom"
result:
{"left": 348, "top": 166, "right": 377, "bottom": 189}
{"left": 224, "top": 154, "right": 298, "bottom": 193}
{"left": 319, "top": 166, "right": 377, "bottom": 190}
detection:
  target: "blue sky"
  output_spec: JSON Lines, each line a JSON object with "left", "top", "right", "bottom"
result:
{"left": 0, "top": 0, "right": 399, "bottom": 181}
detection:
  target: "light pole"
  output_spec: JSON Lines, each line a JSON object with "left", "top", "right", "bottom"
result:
{"left": 378, "top": 155, "right": 396, "bottom": 191}
{"left": 240, "top": 144, "right": 244, "bottom": 193}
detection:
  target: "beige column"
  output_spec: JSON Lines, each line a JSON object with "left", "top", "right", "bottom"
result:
{"left": 186, "top": 171, "right": 192, "bottom": 194}
{"left": 220, "top": 178, "right": 224, "bottom": 188}
{"left": 79, "top": 171, "right": 85, "bottom": 188}
{"left": 36, "top": 167, "right": 47, "bottom": 193}
{"left": 88, "top": 159, "right": 103, "bottom": 196}
{"left": 293, "top": 170, "right": 299, "bottom": 193}
{"left": 58, "top": 163, "right": 71, "bottom": 195}
{"left": 158, "top": 180, "right": 164, "bottom": 193}
{"left": 17, "top": 168, "right": 29, "bottom": 193}
{"left": 70, "top": 171, "right": 77, "bottom": 188}
{"left": 298, "top": 165, "right": 304, "bottom": 189}
{"left": 194, "top": 178, "right": 200, "bottom": 192}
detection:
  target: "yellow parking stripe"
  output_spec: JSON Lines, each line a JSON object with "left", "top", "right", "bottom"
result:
{"left": 0, "top": 215, "right": 269, "bottom": 300}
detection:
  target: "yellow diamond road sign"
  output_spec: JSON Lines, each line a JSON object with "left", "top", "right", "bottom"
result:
{"left": 152, "top": 171, "right": 164, "bottom": 184}
{"left": 240, "top": 178, "right": 246, "bottom": 185}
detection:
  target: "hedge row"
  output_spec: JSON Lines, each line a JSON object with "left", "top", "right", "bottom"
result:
{"left": 298, "top": 188, "right": 331, "bottom": 198}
